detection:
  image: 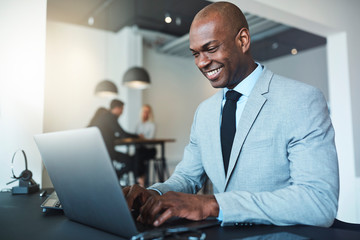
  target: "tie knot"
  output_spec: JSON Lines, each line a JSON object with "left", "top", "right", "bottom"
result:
{"left": 226, "top": 90, "right": 242, "bottom": 101}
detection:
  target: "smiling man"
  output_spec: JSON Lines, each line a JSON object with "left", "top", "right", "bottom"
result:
{"left": 124, "top": 1, "right": 339, "bottom": 228}
{"left": 189, "top": 3, "right": 255, "bottom": 89}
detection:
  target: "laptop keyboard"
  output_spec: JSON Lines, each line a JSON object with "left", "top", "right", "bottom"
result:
{"left": 41, "top": 191, "right": 63, "bottom": 211}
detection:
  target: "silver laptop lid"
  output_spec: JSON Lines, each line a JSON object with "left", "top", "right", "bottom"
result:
{"left": 34, "top": 127, "right": 138, "bottom": 238}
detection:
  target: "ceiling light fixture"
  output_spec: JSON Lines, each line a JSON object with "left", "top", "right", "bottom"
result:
{"left": 123, "top": 67, "right": 151, "bottom": 90}
{"left": 291, "top": 48, "right": 298, "bottom": 55}
{"left": 165, "top": 13, "right": 172, "bottom": 24}
{"left": 94, "top": 80, "right": 118, "bottom": 97}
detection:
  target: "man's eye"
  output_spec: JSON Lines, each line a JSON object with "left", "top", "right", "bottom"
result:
{"left": 208, "top": 47, "right": 218, "bottom": 53}
{"left": 192, "top": 52, "right": 199, "bottom": 57}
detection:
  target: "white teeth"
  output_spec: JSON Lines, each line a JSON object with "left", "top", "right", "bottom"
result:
{"left": 207, "top": 68, "right": 221, "bottom": 77}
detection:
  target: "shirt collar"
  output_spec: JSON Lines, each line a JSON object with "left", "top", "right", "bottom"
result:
{"left": 223, "top": 62, "right": 263, "bottom": 99}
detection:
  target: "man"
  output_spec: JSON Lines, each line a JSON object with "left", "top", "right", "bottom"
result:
{"left": 88, "top": 99, "right": 139, "bottom": 177}
{"left": 124, "top": 1, "right": 339, "bottom": 228}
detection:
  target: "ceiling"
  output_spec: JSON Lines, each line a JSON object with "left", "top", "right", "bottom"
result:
{"left": 47, "top": 0, "right": 326, "bottom": 61}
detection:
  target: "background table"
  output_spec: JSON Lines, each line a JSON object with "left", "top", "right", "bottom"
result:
{"left": 115, "top": 138, "right": 175, "bottom": 184}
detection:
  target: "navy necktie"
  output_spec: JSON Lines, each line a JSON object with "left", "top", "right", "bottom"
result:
{"left": 221, "top": 90, "right": 242, "bottom": 175}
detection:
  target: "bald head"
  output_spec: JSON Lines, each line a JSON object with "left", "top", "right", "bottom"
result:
{"left": 191, "top": 1, "right": 249, "bottom": 37}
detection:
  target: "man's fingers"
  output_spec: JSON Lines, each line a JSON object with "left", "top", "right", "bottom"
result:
{"left": 139, "top": 196, "right": 164, "bottom": 225}
{"left": 154, "top": 208, "right": 174, "bottom": 227}
{"left": 122, "top": 186, "right": 130, "bottom": 197}
{"left": 140, "top": 196, "right": 177, "bottom": 226}
{"left": 139, "top": 197, "right": 155, "bottom": 224}
{"left": 125, "top": 185, "right": 141, "bottom": 209}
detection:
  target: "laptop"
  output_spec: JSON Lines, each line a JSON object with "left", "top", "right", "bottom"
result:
{"left": 34, "top": 127, "right": 219, "bottom": 239}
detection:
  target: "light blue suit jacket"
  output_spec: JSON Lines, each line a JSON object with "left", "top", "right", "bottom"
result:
{"left": 151, "top": 68, "right": 339, "bottom": 227}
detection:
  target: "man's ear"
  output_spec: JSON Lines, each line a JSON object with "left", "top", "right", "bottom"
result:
{"left": 236, "top": 28, "right": 251, "bottom": 53}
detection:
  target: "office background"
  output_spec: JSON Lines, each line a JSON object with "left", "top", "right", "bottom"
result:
{"left": 0, "top": 0, "right": 359, "bottom": 224}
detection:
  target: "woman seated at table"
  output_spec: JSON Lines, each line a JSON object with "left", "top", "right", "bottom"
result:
{"left": 135, "top": 104, "right": 157, "bottom": 187}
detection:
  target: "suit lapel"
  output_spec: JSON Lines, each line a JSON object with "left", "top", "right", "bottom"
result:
{"left": 223, "top": 68, "right": 273, "bottom": 190}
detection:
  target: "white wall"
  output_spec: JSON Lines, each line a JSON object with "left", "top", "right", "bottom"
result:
{"left": 45, "top": 21, "right": 110, "bottom": 133}
{"left": 0, "top": 0, "right": 47, "bottom": 190}
{"left": 46, "top": 22, "right": 118, "bottom": 132}
{"left": 263, "top": 46, "right": 328, "bottom": 101}
{"left": 45, "top": 22, "right": 143, "bottom": 131}
{"left": 44, "top": 23, "right": 143, "bottom": 186}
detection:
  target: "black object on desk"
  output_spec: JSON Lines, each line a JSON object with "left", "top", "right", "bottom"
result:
{"left": 11, "top": 178, "right": 39, "bottom": 194}
{"left": 6, "top": 149, "right": 40, "bottom": 195}
{"left": 1, "top": 192, "right": 360, "bottom": 240}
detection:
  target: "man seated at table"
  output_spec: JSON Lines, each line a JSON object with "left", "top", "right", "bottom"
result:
{"left": 123, "top": 1, "right": 339, "bottom": 228}
{"left": 88, "top": 99, "right": 139, "bottom": 179}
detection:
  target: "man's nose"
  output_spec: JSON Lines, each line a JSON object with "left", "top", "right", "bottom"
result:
{"left": 196, "top": 53, "right": 211, "bottom": 69}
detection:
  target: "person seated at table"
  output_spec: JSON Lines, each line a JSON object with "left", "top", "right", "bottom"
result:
{"left": 134, "top": 104, "right": 157, "bottom": 187}
{"left": 88, "top": 99, "right": 139, "bottom": 179}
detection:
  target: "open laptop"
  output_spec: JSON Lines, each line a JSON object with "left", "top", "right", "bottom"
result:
{"left": 34, "top": 127, "right": 219, "bottom": 239}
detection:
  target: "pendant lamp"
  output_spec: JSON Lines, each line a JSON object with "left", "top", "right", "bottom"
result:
{"left": 94, "top": 80, "right": 118, "bottom": 97}
{"left": 123, "top": 67, "right": 151, "bottom": 90}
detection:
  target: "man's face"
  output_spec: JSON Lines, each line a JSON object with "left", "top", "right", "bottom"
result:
{"left": 189, "top": 16, "right": 246, "bottom": 89}
{"left": 112, "top": 106, "right": 123, "bottom": 118}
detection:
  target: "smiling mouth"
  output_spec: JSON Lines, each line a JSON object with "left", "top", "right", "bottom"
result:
{"left": 204, "top": 67, "right": 223, "bottom": 80}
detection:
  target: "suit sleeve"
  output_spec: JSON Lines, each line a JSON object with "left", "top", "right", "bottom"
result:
{"left": 149, "top": 106, "right": 207, "bottom": 194}
{"left": 112, "top": 119, "right": 139, "bottom": 139}
{"left": 214, "top": 88, "right": 339, "bottom": 227}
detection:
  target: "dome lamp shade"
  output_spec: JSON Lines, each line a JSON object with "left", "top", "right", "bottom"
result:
{"left": 94, "top": 80, "right": 118, "bottom": 97}
{"left": 123, "top": 67, "right": 151, "bottom": 90}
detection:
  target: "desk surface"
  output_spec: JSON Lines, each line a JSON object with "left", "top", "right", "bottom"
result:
{"left": 1, "top": 192, "right": 360, "bottom": 240}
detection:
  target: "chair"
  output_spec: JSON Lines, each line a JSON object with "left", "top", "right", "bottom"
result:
{"left": 112, "top": 151, "right": 136, "bottom": 186}
{"left": 135, "top": 146, "right": 159, "bottom": 187}
{"left": 330, "top": 218, "right": 360, "bottom": 231}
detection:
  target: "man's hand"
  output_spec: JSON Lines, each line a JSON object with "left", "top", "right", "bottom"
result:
{"left": 123, "top": 184, "right": 159, "bottom": 210}
{"left": 137, "top": 191, "right": 219, "bottom": 227}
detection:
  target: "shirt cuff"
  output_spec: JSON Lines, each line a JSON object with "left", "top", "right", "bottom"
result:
{"left": 147, "top": 187, "right": 162, "bottom": 195}
{"left": 217, "top": 207, "right": 223, "bottom": 221}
